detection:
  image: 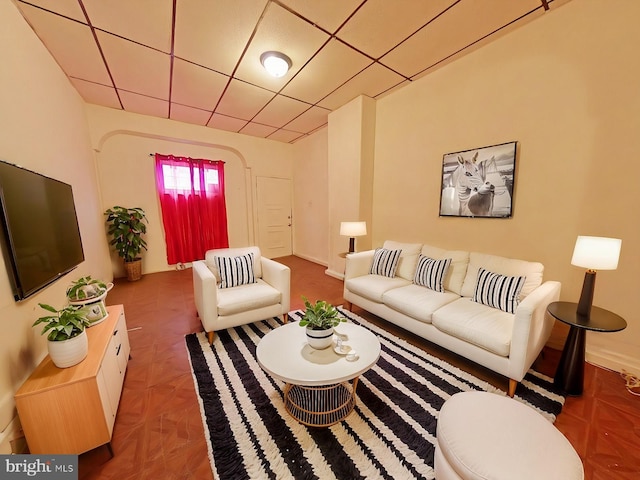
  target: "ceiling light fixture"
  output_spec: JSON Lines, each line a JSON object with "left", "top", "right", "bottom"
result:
{"left": 260, "top": 51, "right": 292, "bottom": 78}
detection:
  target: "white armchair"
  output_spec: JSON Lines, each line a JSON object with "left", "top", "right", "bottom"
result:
{"left": 192, "top": 246, "right": 290, "bottom": 344}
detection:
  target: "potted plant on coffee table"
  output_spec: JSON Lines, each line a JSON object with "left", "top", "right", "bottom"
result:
{"left": 33, "top": 304, "right": 91, "bottom": 368}
{"left": 104, "top": 206, "right": 148, "bottom": 281}
{"left": 299, "top": 296, "right": 346, "bottom": 349}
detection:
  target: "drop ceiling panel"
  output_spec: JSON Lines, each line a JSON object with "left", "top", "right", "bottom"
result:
{"left": 381, "top": 0, "right": 543, "bottom": 78}
{"left": 215, "top": 79, "right": 275, "bottom": 120}
{"left": 97, "top": 31, "right": 170, "bottom": 100}
{"left": 318, "top": 63, "right": 406, "bottom": 110}
{"left": 119, "top": 91, "right": 169, "bottom": 118}
{"left": 18, "top": 4, "right": 111, "bottom": 85}
{"left": 252, "top": 95, "right": 310, "bottom": 128}
{"left": 336, "top": 0, "right": 456, "bottom": 59}
{"left": 171, "top": 59, "right": 229, "bottom": 110}
{"left": 170, "top": 103, "right": 212, "bottom": 126}
{"left": 83, "top": 0, "right": 173, "bottom": 52}
{"left": 15, "top": 0, "right": 568, "bottom": 143}
{"left": 70, "top": 78, "right": 122, "bottom": 109}
{"left": 240, "top": 122, "right": 278, "bottom": 138}
{"left": 174, "top": 0, "right": 267, "bottom": 75}
{"left": 268, "top": 129, "right": 304, "bottom": 143}
{"left": 207, "top": 114, "right": 248, "bottom": 132}
{"left": 283, "top": 106, "right": 329, "bottom": 133}
{"left": 281, "top": 38, "right": 373, "bottom": 104}
{"left": 18, "top": 0, "right": 86, "bottom": 22}
{"left": 278, "top": 0, "right": 362, "bottom": 32}
{"left": 234, "top": 2, "right": 329, "bottom": 91}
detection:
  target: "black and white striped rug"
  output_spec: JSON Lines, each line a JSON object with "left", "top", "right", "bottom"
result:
{"left": 185, "top": 308, "right": 565, "bottom": 480}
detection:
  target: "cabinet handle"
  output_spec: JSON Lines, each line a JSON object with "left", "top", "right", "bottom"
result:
{"left": 116, "top": 344, "right": 121, "bottom": 356}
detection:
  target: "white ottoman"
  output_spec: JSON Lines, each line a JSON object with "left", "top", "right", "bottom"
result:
{"left": 435, "top": 391, "right": 584, "bottom": 480}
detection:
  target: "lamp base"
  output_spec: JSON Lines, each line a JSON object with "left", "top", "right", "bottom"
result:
{"left": 348, "top": 238, "right": 355, "bottom": 254}
{"left": 576, "top": 270, "right": 596, "bottom": 317}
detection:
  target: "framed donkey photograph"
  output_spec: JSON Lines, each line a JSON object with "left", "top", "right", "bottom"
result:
{"left": 439, "top": 141, "right": 517, "bottom": 218}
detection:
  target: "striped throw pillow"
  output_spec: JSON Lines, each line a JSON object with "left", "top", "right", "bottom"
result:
{"left": 369, "top": 248, "right": 402, "bottom": 278}
{"left": 215, "top": 253, "right": 256, "bottom": 289}
{"left": 413, "top": 255, "right": 452, "bottom": 293}
{"left": 472, "top": 268, "right": 525, "bottom": 314}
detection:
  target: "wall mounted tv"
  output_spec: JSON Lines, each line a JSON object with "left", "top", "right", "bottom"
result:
{"left": 0, "top": 160, "right": 85, "bottom": 301}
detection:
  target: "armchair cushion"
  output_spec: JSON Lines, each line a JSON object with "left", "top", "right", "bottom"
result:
{"left": 217, "top": 279, "right": 282, "bottom": 316}
{"left": 215, "top": 252, "right": 256, "bottom": 288}
{"left": 205, "top": 246, "right": 262, "bottom": 281}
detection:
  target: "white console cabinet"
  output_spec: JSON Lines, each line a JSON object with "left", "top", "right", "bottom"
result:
{"left": 15, "top": 304, "right": 130, "bottom": 454}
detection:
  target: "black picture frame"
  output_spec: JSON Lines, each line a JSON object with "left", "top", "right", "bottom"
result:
{"left": 439, "top": 141, "right": 517, "bottom": 218}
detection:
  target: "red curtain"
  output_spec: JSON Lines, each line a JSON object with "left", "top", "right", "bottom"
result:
{"left": 154, "top": 154, "right": 229, "bottom": 264}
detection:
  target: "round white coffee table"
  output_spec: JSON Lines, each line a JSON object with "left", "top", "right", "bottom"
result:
{"left": 256, "top": 321, "right": 381, "bottom": 427}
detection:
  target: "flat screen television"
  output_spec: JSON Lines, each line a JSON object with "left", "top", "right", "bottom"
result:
{"left": 0, "top": 160, "right": 85, "bottom": 301}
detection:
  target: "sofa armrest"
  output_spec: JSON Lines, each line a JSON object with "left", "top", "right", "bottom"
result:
{"left": 193, "top": 260, "right": 219, "bottom": 327}
{"left": 344, "top": 250, "right": 375, "bottom": 280}
{"left": 508, "top": 280, "right": 561, "bottom": 380}
{"left": 261, "top": 257, "right": 291, "bottom": 313}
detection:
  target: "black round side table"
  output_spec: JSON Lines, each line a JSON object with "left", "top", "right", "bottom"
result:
{"left": 547, "top": 301, "right": 626, "bottom": 396}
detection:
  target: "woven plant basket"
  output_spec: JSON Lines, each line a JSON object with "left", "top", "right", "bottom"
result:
{"left": 124, "top": 259, "right": 142, "bottom": 281}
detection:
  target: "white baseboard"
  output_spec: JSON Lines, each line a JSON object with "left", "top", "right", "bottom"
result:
{"left": 293, "top": 252, "right": 328, "bottom": 267}
{"left": 586, "top": 349, "right": 640, "bottom": 377}
{"left": 325, "top": 268, "right": 344, "bottom": 280}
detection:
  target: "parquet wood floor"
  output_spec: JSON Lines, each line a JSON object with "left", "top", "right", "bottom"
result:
{"left": 79, "top": 256, "right": 640, "bottom": 479}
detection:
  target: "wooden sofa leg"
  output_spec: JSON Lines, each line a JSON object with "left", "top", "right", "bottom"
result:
{"left": 283, "top": 314, "right": 288, "bottom": 324}
{"left": 508, "top": 379, "right": 517, "bottom": 397}
{"left": 207, "top": 331, "right": 215, "bottom": 344}
{"left": 345, "top": 301, "right": 353, "bottom": 311}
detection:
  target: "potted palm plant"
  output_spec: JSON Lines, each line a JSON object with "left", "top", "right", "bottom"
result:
{"left": 66, "top": 276, "right": 113, "bottom": 325}
{"left": 33, "top": 304, "right": 91, "bottom": 368}
{"left": 299, "top": 296, "right": 346, "bottom": 349}
{"left": 104, "top": 206, "right": 148, "bottom": 281}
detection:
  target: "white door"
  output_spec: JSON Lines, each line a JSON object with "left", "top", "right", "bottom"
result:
{"left": 256, "top": 177, "right": 292, "bottom": 258}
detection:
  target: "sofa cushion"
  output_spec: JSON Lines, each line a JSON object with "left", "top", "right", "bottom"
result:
{"left": 383, "top": 241, "right": 422, "bottom": 281}
{"left": 370, "top": 248, "right": 402, "bottom": 277}
{"left": 206, "top": 246, "right": 262, "bottom": 280}
{"left": 345, "top": 275, "right": 411, "bottom": 303}
{"left": 421, "top": 245, "right": 469, "bottom": 295}
{"left": 432, "top": 298, "right": 514, "bottom": 357}
{"left": 472, "top": 268, "right": 525, "bottom": 314}
{"left": 217, "top": 279, "right": 281, "bottom": 316}
{"left": 413, "top": 255, "right": 451, "bottom": 293}
{"left": 382, "top": 284, "right": 460, "bottom": 324}
{"left": 461, "top": 252, "right": 543, "bottom": 300}
{"left": 215, "top": 252, "right": 256, "bottom": 288}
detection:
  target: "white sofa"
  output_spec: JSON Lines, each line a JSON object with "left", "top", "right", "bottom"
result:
{"left": 344, "top": 241, "right": 561, "bottom": 396}
{"left": 193, "top": 247, "right": 290, "bottom": 343}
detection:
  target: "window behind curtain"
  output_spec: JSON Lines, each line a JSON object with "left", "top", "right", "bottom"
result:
{"left": 154, "top": 154, "right": 229, "bottom": 264}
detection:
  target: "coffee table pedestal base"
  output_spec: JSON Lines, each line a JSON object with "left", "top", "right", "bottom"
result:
{"left": 284, "top": 378, "right": 358, "bottom": 427}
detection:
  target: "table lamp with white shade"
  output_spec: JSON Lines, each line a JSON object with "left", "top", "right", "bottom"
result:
{"left": 340, "top": 222, "right": 367, "bottom": 253}
{"left": 571, "top": 235, "right": 622, "bottom": 317}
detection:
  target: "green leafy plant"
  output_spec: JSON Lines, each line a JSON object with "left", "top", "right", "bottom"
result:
{"left": 299, "top": 296, "right": 346, "bottom": 330}
{"left": 104, "top": 206, "right": 148, "bottom": 262}
{"left": 33, "top": 304, "right": 91, "bottom": 342}
{"left": 66, "top": 276, "right": 108, "bottom": 301}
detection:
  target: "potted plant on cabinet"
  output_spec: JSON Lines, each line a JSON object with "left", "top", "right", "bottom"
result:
{"left": 299, "top": 296, "right": 346, "bottom": 349}
{"left": 104, "top": 206, "right": 148, "bottom": 281}
{"left": 66, "top": 276, "right": 113, "bottom": 326}
{"left": 33, "top": 304, "right": 91, "bottom": 368}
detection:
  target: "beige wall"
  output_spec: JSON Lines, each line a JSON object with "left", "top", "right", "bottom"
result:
{"left": 371, "top": 0, "right": 640, "bottom": 374}
{"left": 85, "top": 105, "right": 295, "bottom": 275}
{"left": 292, "top": 128, "right": 330, "bottom": 265}
{"left": 0, "top": 2, "right": 112, "bottom": 451}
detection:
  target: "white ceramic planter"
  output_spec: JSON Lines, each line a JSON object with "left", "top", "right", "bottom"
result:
{"left": 48, "top": 330, "right": 88, "bottom": 368}
{"left": 306, "top": 326, "right": 334, "bottom": 349}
